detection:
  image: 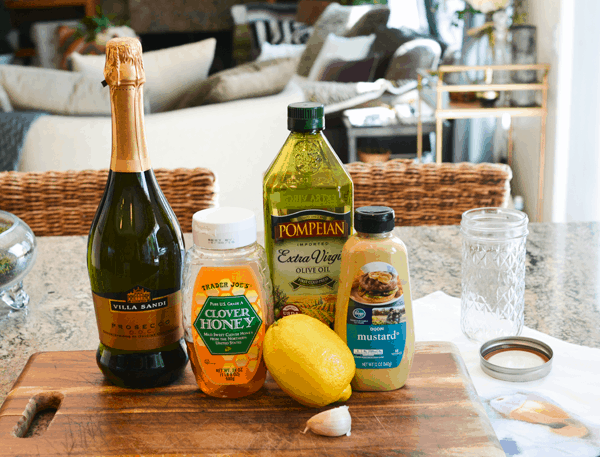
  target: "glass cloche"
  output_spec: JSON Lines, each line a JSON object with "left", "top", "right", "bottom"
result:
{"left": 0, "top": 210, "right": 37, "bottom": 310}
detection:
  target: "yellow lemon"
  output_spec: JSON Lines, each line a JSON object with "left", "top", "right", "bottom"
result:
{"left": 264, "top": 314, "right": 355, "bottom": 407}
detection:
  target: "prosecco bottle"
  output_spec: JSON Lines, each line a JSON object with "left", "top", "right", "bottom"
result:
{"left": 87, "top": 37, "right": 188, "bottom": 388}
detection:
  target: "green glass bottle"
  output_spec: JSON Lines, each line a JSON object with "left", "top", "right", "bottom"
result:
{"left": 263, "top": 102, "right": 354, "bottom": 327}
{"left": 87, "top": 37, "right": 188, "bottom": 388}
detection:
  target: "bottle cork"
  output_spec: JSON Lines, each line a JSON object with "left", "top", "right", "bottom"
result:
{"left": 104, "top": 37, "right": 145, "bottom": 87}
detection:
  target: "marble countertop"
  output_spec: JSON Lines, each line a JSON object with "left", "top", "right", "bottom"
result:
{"left": 1, "top": 222, "right": 599, "bottom": 405}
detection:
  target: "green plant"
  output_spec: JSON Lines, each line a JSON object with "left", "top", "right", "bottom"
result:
{"left": 0, "top": 252, "right": 14, "bottom": 280}
{"left": 75, "top": 5, "right": 129, "bottom": 43}
{"left": 0, "top": 222, "right": 11, "bottom": 235}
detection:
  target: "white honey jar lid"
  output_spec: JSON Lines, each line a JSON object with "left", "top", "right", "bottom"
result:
{"left": 192, "top": 207, "right": 257, "bottom": 250}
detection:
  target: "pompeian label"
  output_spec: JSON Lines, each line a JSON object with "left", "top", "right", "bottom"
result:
{"left": 92, "top": 286, "right": 183, "bottom": 351}
{"left": 270, "top": 209, "right": 351, "bottom": 326}
{"left": 191, "top": 266, "right": 266, "bottom": 385}
{"left": 345, "top": 262, "right": 408, "bottom": 369}
{"left": 274, "top": 219, "right": 347, "bottom": 240}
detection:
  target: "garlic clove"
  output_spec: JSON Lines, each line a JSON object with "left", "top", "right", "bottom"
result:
{"left": 302, "top": 405, "right": 352, "bottom": 437}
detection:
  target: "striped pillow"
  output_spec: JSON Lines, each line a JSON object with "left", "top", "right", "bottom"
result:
{"left": 249, "top": 20, "right": 312, "bottom": 48}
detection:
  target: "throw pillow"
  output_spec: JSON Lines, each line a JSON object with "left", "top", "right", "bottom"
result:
{"left": 296, "top": 3, "right": 377, "bottom": 78}
{"left": 177, "top": 57, "right": 299, "bottom": 109}
{"left": 0, "top": 84, "right": 12, "bottom": 112}
{"left": 345, "top": 6, "right": 390, "bottom": 38}
{"left": 369, "top": 25, "right": 447, "bottom": 80}
{"left": 69, "top": 38, "right": 216, "bottom": 113}
{"left": 317, "top": 55, "right": 380, "bottom": 83}
{"left": 57, "top": 25, "right": 105, "bottom": 70}
{"left": 296, "top": 77, "right": 388, "bottom": 115}
{"left": 231, "top": 3, "right": 312, "bottom": 63}
{"left": 384, "top": 38, "right": 442, "bottom": 81}
{"left": 0, "top": 64, "right": 111, "bottom": 115}
{"left": 257, "top": 42, "right": 306, "bottom": 61}
{"left": 249, "top": 19, "right": 312, "bottom": 49}
{"left": 307, "top": 33, "right": 376, "bottom": 81}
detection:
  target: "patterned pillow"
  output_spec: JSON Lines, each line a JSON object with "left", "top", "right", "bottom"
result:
{"left": 249, "top": 19, "right": 312, "bottom": 48}
{"left": 57, "top": 26, "right": 105, "bottom": 70}
{"left": 231, "top": 3, "right": 312, "bottom": 63}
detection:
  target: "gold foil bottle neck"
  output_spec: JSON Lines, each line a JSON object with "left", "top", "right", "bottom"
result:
{"left": 104, "top": 37, "right": 145, "bottom": 86}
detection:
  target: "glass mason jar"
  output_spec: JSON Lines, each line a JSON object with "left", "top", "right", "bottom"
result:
{"left": 460, "top": 208, "right": 528, "bottom": 343}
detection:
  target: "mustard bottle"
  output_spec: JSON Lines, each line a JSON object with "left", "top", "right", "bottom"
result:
{"left": 334, "top": 206, "right": 415, "bottom": 391}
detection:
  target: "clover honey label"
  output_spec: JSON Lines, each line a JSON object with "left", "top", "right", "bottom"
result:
{"left": 270, "top": 209, "right": 351, "bottom": 326}
{"left": 92, "top": 286, "right": 183, "bottom": 351}
{"left": 191, "top": 266, "right": 265, "bottom": 385}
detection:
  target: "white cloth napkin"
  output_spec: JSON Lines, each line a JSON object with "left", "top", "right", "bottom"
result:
{"left": 413, "top": 291, "right": 600, "bottom": 457}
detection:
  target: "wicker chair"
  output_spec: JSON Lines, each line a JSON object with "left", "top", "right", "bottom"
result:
{"left": 346, "top": 159, "right": 512, "bottom": 226}
{"left": 0, "top": 168, "right": 217, "bottom": 236}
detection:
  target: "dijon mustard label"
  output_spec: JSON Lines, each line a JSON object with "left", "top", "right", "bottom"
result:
{"left": 92, "top": 286, "right": 183, "bottom": 350}
{"left": 270, "top": 209, "right": 351, "bottom": 326}
{"left": 346, "top": 262, "right": 407, "bottom": 369}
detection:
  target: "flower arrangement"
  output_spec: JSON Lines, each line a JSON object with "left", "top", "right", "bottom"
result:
{"left": 454, "top": 0, "right": 527, "bottom": 26}
{"left": 74, "top": 6, "right": 133, "bottom": 44}
{"left": 465, "top": 0, "right": 510, "bottom": 14}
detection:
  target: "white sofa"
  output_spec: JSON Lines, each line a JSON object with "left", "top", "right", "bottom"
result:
{"left": 18, "top": 78, "right": 305, "bottom": 232}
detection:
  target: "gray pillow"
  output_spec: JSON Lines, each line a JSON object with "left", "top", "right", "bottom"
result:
{"left": 0, "top": 64, "right": 154, "bottom": 115}
{"left": 0, "top": 84, "right": 12, "bottom": 112}
{"left": 69, "top": 38, "right": 216, "bottom": 113}
{"left": 296, "top": 4, "right": 388, "bottom": 78}
{"left": 0, "top": 64, "right": 111, "bottom": 115}
{"left": 345, "top": 6, "right": 390, "bottom": 38}
{"left": 178, "top": 57, "right": 299, "bottom": 109}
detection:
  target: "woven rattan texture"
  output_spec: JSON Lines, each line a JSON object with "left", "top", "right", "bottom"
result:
{"left": 346, "top": 159, "right": 512, "bottom": 226}
{"left": 0, "top": 168, "right": 217, "bottom": 236}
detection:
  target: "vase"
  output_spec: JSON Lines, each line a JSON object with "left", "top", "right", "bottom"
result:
{"left": 492, "top": 10, "right": 511, "bottom": 107}
{"left": 510, "top": 25, "right": 537, "bottom": 107}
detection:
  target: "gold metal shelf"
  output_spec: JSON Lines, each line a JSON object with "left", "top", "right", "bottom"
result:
{"left": 438, "top": 106, "right": 544, "bottom": 119}
{"left": 417, "top": 63, "right": 550, "bottom": 222}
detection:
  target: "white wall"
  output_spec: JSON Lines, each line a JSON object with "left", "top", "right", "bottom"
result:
{"left": 512, "top": 0, "right": 560, "bottom": 221}
{"left": 516, "top": 0, "right": 600, "bottom": 222}
{"left": 561, "top": 0, "right": 600, "bottom": 222}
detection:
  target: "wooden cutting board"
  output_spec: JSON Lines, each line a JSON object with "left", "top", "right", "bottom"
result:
{"left": 0, "top": 342, "right": 504, "bottom": 456}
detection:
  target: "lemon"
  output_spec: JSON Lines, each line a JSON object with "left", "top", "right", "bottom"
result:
{"left": 264, "top": 314, "right": 355, "bottom": 407}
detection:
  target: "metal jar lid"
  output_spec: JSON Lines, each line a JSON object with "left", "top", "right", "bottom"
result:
{"left": 480, "top": 336, "right": 553, "bottom": 382}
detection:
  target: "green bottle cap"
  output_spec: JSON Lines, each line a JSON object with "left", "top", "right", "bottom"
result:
{"left": 287, "top": 102, "right": 325, "bottom": 132}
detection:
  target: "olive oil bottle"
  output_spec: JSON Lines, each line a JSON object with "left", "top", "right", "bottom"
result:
{"left": 263, "top": 102, "right": 353, "bottom": 327}
{"left": 87, "top": 37, "right": 188, "bottom": 388}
